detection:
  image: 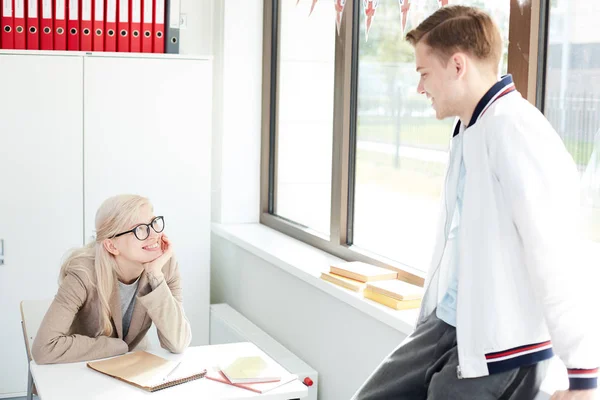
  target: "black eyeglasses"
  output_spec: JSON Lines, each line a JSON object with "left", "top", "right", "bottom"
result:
{"left": 112, "top": 216, "right": 165, "bottom": 241}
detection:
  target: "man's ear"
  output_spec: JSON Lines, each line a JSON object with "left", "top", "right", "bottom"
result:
{"left": 103, "top": 239, "right": 120, "bottom": 256}
{"left": 451, "top": 52, "right": 467, "bottom": 79}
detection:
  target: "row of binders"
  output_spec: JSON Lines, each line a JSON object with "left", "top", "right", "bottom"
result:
{"left": 0, "top": 0, "right": 180, "bottom": 53}
{"left": 321, "top": 261, "right": 424, "bottom": 310}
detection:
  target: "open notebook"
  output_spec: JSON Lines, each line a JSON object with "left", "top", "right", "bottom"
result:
{"left": 87, "top": 351, "right": 207, "bottom": 392}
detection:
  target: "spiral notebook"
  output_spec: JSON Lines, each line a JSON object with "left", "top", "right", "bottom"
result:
{"left": 87, "top": 351, "right": 207, "bottom": 392}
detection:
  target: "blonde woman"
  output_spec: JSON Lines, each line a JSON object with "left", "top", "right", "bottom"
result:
{"left": 32, "top": 194, "right": 192, "bottom": 364}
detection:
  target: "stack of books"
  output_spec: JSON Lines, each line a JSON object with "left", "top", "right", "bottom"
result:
{"left": 319, "top": 261, "right": 423, "bottom": 310}
{"left": 320, "top": 261, "right": 398, "bottom": 293}
{"left": 364, "top": 279, "right": 424, "bottom": 310}
{"left": 205, "top": 355, "right": 297, "bottom": 394}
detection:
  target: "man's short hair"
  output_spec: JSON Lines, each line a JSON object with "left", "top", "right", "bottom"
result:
{"left": 405, "top": 6, "right": 503, "bottom": 73}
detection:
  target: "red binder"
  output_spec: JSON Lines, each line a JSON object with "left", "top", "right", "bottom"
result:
{"left": 1, "top": 0, "right": 14, "bottom": 49}
{"left": 105, "top": 0, "right": 116, "bottom": 51}
{"left": 130, "top": 0, "right": 141, "bottom": 52}
{"left": 14, "top": 0, "right": 25, "bottom": 49}
{"left": 26, "top": 0, "right": 39, "bottom": 49}
{"left": 40, "top": 0, "right": 52, "bottom": 50}
{"left": 117, "top": 0, "right": 128, "bottom": 51}
{"left": 92, "top": 0, "right": 103, "bottom": 50}
{"left": 67, "top": 0, "right": 78, "bottom": 50}
{"left": 80, "top": 0, "right": 92, "bottom": 50}
{"left": 152, "top": 0, "right": 163, "bottom": 53}
{"left": 54, "top": 0, "right": 67, "bottom": 50}
{"left": 141, "top": 0, "right": 152, "bottom": 52}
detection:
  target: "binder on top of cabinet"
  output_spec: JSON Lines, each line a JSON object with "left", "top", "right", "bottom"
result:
{"left": 67, "top": 0, "right": 79, "bottom": 50}
{"left": 14, "top": 0, "right": 25, "bottom": 49}
{"left": 26, "top": 0, "right": 40, "bottom": 49}
{"left": 105, "top": 0, "right": 117, "bottom": 51}
{"left": 152, "top": 0, "right": 164, "bottom": 53}
{"left": 117, "top": 0, "right": 129, "bottom": 52}
{"left": 40, "top": 0, "right": 53, "bottom": 50}
{"left": 141, "top": 0, "right": 152, "bottom": 52}
{"left": 130, "top": 0, "right": 141, "bottom": 52}
{"left": 165, "top": 0, "right": 179, "bottom": 54}
{"left": 80, "top": 0, "right": 93, "bottom": 51}
{"left": 93, "top": 0, "right": 104, "bottom": 51}
{"left": 1, "top": 0, "right": 14, "bottom": 49}
{"left": 54, "top": 0, "right": 67, "bottom": 50}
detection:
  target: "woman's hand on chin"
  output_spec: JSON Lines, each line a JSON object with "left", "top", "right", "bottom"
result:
{"left": 143, "top": 235, "right": 173, "bottom": 280}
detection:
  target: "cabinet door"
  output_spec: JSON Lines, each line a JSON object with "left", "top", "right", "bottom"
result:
{"left": 83, "top": 56, "right": 212, "bottom": 346}
{"left": 0, "top": 54, "right": 84, "bottom": 395}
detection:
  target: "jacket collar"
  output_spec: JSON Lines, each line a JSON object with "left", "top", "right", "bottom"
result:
{"left": 453, "top": 74, "right": 516, "bottom": 137}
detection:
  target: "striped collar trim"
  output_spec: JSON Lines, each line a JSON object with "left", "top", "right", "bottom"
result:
{"left": 463, "top": 74, "right": 516, "bottom": 131}
{"left": 452, "top": 75, "right": 517, "bottom": 137}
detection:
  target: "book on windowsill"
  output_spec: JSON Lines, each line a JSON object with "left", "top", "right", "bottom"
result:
{"left": 87, "top": 351, "right": 207, "bottom": 392}
{"left": 366, "top": 279, "right": 424, "bottom": 301}
{"left": 205, "top": 369, "right": 298, "bottom": 394}
{"left": 320, "top": 271, "right": 367, "bottom": 292}
{"left": 364, "top": 288, "right": 422, "bottom": 310}
{"left": 330, "top": 261, "right": 398, "bottom": 283}
{"left": 219, "top": 355, "right": 281, "bottom": 384}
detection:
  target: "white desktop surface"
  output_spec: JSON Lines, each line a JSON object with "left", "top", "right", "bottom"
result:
{"left": 30, "top": 342, "right": 308, "bottom": 400}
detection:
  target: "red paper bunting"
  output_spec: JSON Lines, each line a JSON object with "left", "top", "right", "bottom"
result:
{"left": 398, "top": 0, "right": 411, "bottom": 34}
{"left": 335, "top": 0, "right": 346, "bottom": 35}
{"left": 363, "top": 0, "right": 379, "bottom": 41}
{"left": 309, "top": 0, "right": 318, "bottom": 16}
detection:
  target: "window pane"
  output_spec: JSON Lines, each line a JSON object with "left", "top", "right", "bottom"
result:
{"left": 544, "top": 0, "right": 600, "bottom": 251}
{"left": 275, "top": 0, "right": 336, "bottom": 235}
{"left": 353, "top": 1, "right": 510, "bottom": 271}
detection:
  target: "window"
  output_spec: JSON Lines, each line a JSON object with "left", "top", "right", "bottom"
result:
{"left": 353, "top": 0, "right": 510, "bottom": 271}
{"left": 273, "top": 0, "right": 336, "bottom": 236}
{"left": 543, "top": 0, "right": 600, "bottom": 249}
{"left": 262, "top": 0, "right": 533, "bottom": 281}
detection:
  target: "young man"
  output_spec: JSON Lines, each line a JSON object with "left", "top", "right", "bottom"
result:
{"left": 351, "top": 6, "right": 598, "bottom": 400}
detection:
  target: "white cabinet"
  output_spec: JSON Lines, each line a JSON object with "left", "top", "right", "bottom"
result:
{"left": 0, "top": 54, "right": 85, "bottom": 396}
{"left": 0, "top": 52, "right": 212, "bottom": 396}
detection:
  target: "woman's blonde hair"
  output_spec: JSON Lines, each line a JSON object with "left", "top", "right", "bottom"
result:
{"left": 59, "top": 194, "right": 152, "bottom": 337}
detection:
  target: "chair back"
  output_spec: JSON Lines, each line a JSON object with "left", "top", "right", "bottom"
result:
{"left": 20, "top": 299, "right": 53, "bottom": 361}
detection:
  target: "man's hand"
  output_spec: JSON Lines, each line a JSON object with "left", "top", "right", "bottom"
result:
{"left": 551, "top": 390, "right": 597, "bottom": 400}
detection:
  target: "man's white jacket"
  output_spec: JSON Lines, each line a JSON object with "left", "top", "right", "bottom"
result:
{"left": 418, "top": 75, "right": 599, "bottom": 390}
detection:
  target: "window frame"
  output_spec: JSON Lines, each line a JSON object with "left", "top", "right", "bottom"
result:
{"left": 260, "top": 0, "right": 544, "bottom": 286}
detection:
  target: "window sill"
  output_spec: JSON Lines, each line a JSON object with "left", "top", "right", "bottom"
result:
{"left": 211, "top": 223, "right": 572, "bottom": 396}
{"left": 211, "top": 222, "right": 418, "bottom": 336}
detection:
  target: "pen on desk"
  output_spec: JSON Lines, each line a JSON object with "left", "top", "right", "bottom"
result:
{"left": 163, "top": 362, "right": 182, "bottom": 381}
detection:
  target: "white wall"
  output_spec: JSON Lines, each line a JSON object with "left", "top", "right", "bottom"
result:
{"left": 180, "top": 0, "right": 214, "bottom": 55}
{"left": 211, "top": 233, "right": 407, "bottom": 400}
{"left": 211, "top": 0, "right": 263, "bottom": 224}
{"left": 206, "top": 5, "right": 407, "bottom": 398}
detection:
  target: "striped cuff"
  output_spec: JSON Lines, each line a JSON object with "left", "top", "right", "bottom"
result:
{"left": 568, "top": 368, "right": 598, "bottom": 390}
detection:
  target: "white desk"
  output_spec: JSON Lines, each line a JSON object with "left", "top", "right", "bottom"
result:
{"left": 30, "top": 342, "right": 308, "bottom": 400}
